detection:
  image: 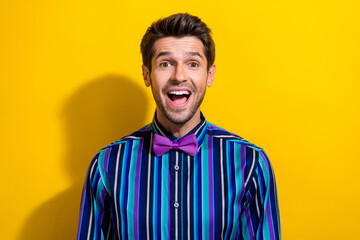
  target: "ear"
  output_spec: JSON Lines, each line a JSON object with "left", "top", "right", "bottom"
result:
{"left": 206, "top": 64, "right": 216, "bottom": 87}
{"left": 142, "top": 65, "right": 151, "bottom": 87}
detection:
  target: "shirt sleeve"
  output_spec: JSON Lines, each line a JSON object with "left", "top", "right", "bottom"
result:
{"left": 76, "top": 154, "right": 114, "bottom": 240}
{"left": 240, "top": 150, "right": 281, "bottom": 240}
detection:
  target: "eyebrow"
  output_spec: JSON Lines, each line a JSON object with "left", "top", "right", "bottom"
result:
{"left": 155, "top": 51, "right": 203, "bottom": 59}
{"left": 186, "top": 51, "right": 203, "bottom": 59}
{"left": 156, "top": 51, "right": 172, "bottom": 59}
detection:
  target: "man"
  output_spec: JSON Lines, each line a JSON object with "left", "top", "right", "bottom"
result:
{"left": 77, "top": 13, "right": 281, "bottom": 240}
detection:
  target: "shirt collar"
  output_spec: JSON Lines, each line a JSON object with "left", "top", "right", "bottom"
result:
{"left": 152, "top": 111, "right": 208, "bottom": 147}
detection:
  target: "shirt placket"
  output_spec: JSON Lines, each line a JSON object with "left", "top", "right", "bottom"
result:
{"left": 170, "top": 150, "right": 182, "bottom": 240}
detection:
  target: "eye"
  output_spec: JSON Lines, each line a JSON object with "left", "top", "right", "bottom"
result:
{"left": 189, "top": 62, "right": 199, "bottom": 68}
{"left": 160, "top": 61, "right": 171, "bottom": 68}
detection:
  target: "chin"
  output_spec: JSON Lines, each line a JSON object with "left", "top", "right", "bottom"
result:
{"left": 164, "top": 109, "right": 197, "bottom": 125}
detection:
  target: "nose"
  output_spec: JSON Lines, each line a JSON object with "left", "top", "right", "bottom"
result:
{"left": 172, "top": 64, "right": 188, "bottom": 83}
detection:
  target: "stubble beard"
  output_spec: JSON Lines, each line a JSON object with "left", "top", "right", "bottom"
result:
{"left": 152, "top": 83, "right": 206, "bottom": 125}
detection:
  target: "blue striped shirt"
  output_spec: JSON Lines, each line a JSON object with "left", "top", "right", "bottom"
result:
{"left": 77, "top": 114, "right": 281, "bottom": 240}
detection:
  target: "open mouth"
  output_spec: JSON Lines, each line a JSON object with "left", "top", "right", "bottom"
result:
{"left": 167, "top": 90, "right": 191, "bottom": 106}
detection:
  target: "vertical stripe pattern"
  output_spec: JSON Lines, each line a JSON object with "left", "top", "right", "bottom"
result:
{"left": 77, "top": 113, "right": 281, "bottom": 240}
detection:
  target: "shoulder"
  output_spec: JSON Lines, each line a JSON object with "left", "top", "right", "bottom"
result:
{"left": 95, "top": 123, "right": 153, "bottom": 166}
{"left": 88, "top": 124, "right": 153, "bottom": 190}
{"left": 206, "top": 122, "right": 272, "bottom": 186}
{"left": 100, "top": 123, "right": 153, "bottom": 150}
{"left": 206, "top": 121, "right": 263, "bottom": 152}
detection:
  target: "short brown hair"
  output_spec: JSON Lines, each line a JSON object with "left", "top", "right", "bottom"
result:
{"left": 140, "top": 13, "right": 215, "bottom": 72}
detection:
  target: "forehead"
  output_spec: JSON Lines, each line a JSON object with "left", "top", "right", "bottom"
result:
{"left": 153, "top": 36, "right": 205, "bottom": 58}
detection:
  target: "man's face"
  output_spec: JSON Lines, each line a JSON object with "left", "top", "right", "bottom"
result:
{"left": 142, "top": 36, "right": 216, "bottom": 125}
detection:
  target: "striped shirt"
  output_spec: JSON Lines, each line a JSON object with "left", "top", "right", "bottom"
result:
{"left": 77, "top": 114, "right": 281, "bottom": 240}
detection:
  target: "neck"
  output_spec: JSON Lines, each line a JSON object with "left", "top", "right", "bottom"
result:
{"left": 156, "top": 110, "right": 201, "bottom": 138}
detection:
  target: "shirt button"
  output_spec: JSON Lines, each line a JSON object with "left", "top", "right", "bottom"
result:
{"left": 174, "top": 202, "right": 179, "bottom": 208}
{"left": 174, "top": 165, "right": 180, "bottom": 171}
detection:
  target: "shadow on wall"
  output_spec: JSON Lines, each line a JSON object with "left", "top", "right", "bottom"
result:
{"left": 19, "top": 75, "right": 148, "bottom": 239}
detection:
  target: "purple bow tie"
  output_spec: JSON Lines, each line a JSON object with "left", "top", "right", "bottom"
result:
{"left": 153, "top": 133, "right": 198, "bottom": 157}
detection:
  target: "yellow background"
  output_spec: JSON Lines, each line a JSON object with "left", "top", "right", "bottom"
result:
{"left": 1, "top": 0, "right": 359, "bottom": 239}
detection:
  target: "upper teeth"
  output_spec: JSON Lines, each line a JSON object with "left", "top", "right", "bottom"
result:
{"left": 169, "top": 90, "right": 190, "bottom": 95}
